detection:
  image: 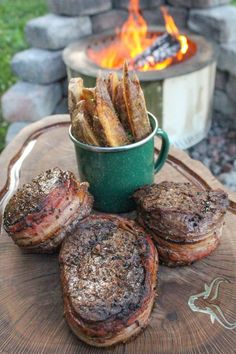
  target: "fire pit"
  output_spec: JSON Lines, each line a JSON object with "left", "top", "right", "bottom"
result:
{"left": 87, "top": 6, "right": 197, "bottom": 72}
{"left": 63, "top": 4, "right": 216, "bottom": 149}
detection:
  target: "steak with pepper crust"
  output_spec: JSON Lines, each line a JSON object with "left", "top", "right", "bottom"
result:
{"left": 4, "top": 167, "right": 93, "bottom": 253}
{"left": 133, "top": 181, "right": 228, "bottom": 266}
{"left": 59, "top": 215, "right": 158, "bottom": 347}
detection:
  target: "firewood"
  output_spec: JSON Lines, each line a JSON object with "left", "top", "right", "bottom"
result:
{"left": 133, "top": 32, "right": 181, "bottom": 69}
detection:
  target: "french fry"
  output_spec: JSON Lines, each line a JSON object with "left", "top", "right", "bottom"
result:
{"left": 81, "top": 88, "right": 95, "bottom": 101}
{"left": 69, "top": 62, "right": 151, "bottom": 147}
{"left": 123, "top": 61, "right": 151, "bottom": 141}
{"left": 114, "top": 81, "right": 132, "bottom": 135}
{"left": 71, "top": 101, "right": 100, "bottom": 146}
{"left": 107, "top": 72, "right": 119, "bottom": 103}
{"left": 68, "top": 78, "right": 84, "bottom": 115}
{"left": 95, "top": 75, "right": 130, "bottom": 147}
{"left": 92, "top": 114, "right": 108, "bottom": 146}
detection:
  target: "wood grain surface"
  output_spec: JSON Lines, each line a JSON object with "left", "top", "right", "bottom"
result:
{"left": 0, "top": 115, "right": 235, "bottom": 354}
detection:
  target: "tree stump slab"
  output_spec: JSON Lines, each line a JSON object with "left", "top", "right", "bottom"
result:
{"left": 0, "top": 115, "right": 235, "bottom": 354}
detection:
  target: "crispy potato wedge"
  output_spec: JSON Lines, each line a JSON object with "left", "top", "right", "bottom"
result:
{"left": 83, "top": 99, "right": 96, "bottom": 120}
{"left": 83, "top": 98, "right": 108, "bottom": 146}
{"left": 71, "top": 101, "right": 100, "bottom": 146}
{"left": 114, "top": 81, "right": 132, "bottom": 135}
{"left": 123, "top": 61, "right": 151, "bottom": 141}
{"left": 69, "top": 63, "right": 151, "bottom": 147}
{"left": 92, "top": 114, "right": 108, "bottom": 146}
{"left": 107, "top": 72, "right": 119, "bottom": 103}
{"left": 95, "top": 75, "right": 130, "bottom": 147}
{"left": 81, "top": 88, "right": 95, "bottom": 101}
{"left": 107, "top": 73, "right": 132, "bottom": 136}
{"left": 68, "top": 78, "right": 84, "bottom": 115}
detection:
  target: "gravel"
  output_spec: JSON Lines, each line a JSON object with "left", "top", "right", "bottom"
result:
{"left": 187, "top": 113, "right": 236, "bottom": 192}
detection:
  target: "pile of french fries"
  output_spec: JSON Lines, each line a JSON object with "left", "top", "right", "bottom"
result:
{"left": 68, "top": 62, "right": 151, "bottom": 147}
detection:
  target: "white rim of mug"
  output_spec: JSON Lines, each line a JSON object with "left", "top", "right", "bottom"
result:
{"left": 69, "top": 111, "right": 158, "bottom": 153}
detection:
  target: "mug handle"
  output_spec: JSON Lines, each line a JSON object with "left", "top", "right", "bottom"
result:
{"left": 154, "top": 128, "right": 170, "bottom": 173}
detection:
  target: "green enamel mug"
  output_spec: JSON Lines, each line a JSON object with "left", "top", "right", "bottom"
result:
{"left": 69, "top": 112, "right": 169, "bottom": 213}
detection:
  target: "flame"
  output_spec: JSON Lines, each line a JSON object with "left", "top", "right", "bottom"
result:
{"left": 161, "top": 6, "right": 179, "bottom": 37}
{"left": 88, "top": 0, "right": 195, "bottom": 71}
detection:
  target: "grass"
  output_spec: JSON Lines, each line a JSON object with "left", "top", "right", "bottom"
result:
{"left": 0, "top": 0, "right": 47, "bottom": 152}
{"left": 0, "top": 114, "right": 9, "bottom": 152}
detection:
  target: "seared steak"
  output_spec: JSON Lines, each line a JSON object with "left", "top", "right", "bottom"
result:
{"left": 59, "top": 215, "right": 158, "bottom": 347}
{"left": 4, "top": 167, "right": 93, "bottom": 253}
{"left": 133, "top": 181, "right": 228, "bottom": 266}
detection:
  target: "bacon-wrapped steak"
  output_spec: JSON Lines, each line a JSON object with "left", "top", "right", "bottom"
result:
{"left": 3, "top": 167, "right": 93, "bottom": 253}
{"left": 133, "top": 181, "right": 228, "bottom": 266}
{"left": 59, "top": 215, "right": 158, "bottom": 347}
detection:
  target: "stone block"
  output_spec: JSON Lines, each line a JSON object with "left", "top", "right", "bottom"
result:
{"left": 54, "top": 98, "right": 68, "bottom": 114}
{"left": 218, "top": 42, "right": 236, "bottom": 76}
{"left": 167, "top": 0, "right": 230, "bottom": 8}
{"left": 213, "top": 89, "right": 236, "bottom": 117}
{"left": 62, "top": 78, "right": 68, "bottom": 96}
{"left": 48, "top": 0, "right": 112, "bottom": 16}
{"left": 215, "top": 70, "right": 228, "bottom": 91}
{"left": 114, "top": 0, "right": 164, "bottom": 9}
{"left": 25, "top": 14, "right": 92, "bottom": 50}
{"left": 11, "top": 48, "right": 66, "bottom": 84}
{"left": 188, "top": 6, "right": 236, "bottom": 43}
{"left": 143, "top": 6, "right": 188, "bottom": 28}
{"left": 226, "top": 74, "right": 236, "bottom": 104}
{"left": 1, "top": 82, "right": 62, "bottom": 123}
{"left": 6, "top": 122, "right": 30, "bottom": 144}
{"left": 91, "top": 10, "right": 128, "bottom": 33}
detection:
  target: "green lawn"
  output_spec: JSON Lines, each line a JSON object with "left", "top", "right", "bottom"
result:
{"left": 0, "top": 0, "right": 47, "bottom": 152}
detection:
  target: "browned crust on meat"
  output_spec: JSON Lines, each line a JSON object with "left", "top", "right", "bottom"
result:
{"left": 4, "top": 167, "right": 76, "bottom": 227}
{"left": 3, "top": 168, "right": 93, "bottom": 253}
{"left": 134, "top": 182, "right": 228, "bottom": 243}
{"left": 19, "top": 197, "right": 92, "bottom": 253}
{"left": 153, "top": 225, "right": 222, "bottom": 267}
{"left": 138, "top": 215, "right": 224, "bottom": 266}
{"left": 134, "top": 181, "right": 228, "bottom": 267}
{"left": 59, "top": 215, "right": 158, "bottom": 347}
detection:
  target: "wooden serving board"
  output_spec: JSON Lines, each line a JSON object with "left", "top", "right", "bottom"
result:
{"left": 0, "top": 115, "right": 236, "bottom": 354}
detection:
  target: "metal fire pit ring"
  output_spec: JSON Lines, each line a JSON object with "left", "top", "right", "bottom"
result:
{"left": 63, "top": 26, "right": 217, "bottom": 149}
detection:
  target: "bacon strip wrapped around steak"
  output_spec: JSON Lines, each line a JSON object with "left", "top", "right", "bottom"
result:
{"left": 3, "top": 167, "right": 93, "bottom": 253}
{"left": 59, "top": 215, "right": 158, "bottom": 347}
{"left": 133, "top": 181, "right": 228, "bottom": 266}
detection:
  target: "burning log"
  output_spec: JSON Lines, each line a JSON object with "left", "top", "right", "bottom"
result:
{"left": 132, "top": 6, "right": 182, "bottom": 69}
{"left": 132, "top": 32, "right": 181, "bottom": 70}
{"left": 87, "top": 1, "right": 190, "bottom": 72}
